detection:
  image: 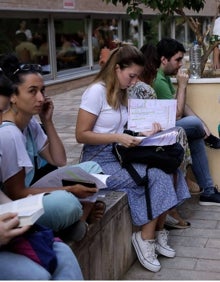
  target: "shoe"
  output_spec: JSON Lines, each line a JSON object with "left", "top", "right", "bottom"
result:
{"left": 205, "top": 134, "right": 220, "bottom": 149}
{"left": 132, "top": 232, "right": 161, "bottom": 272}
{"left": 155, "top": 229, "right": 176, "bottom": 258}
{"left": 199, "top": 192, "right": 220, "bottom": 206}
{"left": 165, "top": 214, "right": 191, "bottom": 229}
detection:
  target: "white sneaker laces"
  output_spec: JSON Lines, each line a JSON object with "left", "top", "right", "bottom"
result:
{"left": 158, "top": 230, "right": 171, "bottom": 248}
{"left": 143, "top": 240, "right": 158, "bottom": 261}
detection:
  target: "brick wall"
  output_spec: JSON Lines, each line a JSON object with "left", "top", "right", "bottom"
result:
{"left": 1, "top": 0, "right": 218, "bottom": 16}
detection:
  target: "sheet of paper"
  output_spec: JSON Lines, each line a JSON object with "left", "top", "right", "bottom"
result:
{"left": 127, "top": 99, "right": 177, "bottom": 131}
{"left": 136, "top": 127, "right": 178, "bottom": 146}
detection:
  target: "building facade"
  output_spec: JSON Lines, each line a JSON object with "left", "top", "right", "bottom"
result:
{"left": 0, "top": 0, "right": 218, "bottom": 90}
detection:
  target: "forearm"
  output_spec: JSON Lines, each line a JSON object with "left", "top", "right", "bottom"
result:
{"left": 5, "top": 185, "right": 67, "bottom": 200}
{"left": 42, "top": 120, "right": 66, "bottom": 166}
{"left": 175, "top": 86, "right": 187, "bottom": 120}
{"left": 76, "top": 130, "right": 122, "bottom": 145}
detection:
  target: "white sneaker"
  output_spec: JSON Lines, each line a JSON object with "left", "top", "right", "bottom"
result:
{"left": 132, "top": 231, "right": 161, "bottom": 272}
{"left": 155, "top": 229, "right": 176, "bottom": 258}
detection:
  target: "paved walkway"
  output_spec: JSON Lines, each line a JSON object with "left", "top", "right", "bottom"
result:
{"left": 51, "top": 86, "right": 220, "bottom": 280}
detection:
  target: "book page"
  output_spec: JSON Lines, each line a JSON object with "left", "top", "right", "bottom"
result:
{"left": 136, "top": 127, "right": 178, "bottom": 146}
{"left": 0, "top": 193, "right": 45, "bottom": 215}
{"left": 64, "top": 168, "right": 110, "bottom": 189}
{"left": 31, "top": 166, "right": 111, "bottom": 203}
{"left": 63, "top": 168, "right": 110, "bottom": 203}
{"left": 0, "top": 193, "right": 45, "bottom": 226}
{"left": 128, "top": 99, "right": 177, "bottom": 132}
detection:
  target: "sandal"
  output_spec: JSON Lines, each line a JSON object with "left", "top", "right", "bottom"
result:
{"left": 87, "top": 200, "right": 106, "bottom": 224}
{"left": 165, "top": 214, "right": 191, "bottom": 229}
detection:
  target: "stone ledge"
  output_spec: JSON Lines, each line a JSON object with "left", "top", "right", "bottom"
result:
{"left": 66, "top": 190, "right": 136, "bottom": 280}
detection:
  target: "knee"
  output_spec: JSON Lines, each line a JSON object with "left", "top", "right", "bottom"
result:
{"left": 40, "top": 191, "right": 83, "bottom": 231}
{"left": 183, "top": 116, "right": 205, "bottom": 138}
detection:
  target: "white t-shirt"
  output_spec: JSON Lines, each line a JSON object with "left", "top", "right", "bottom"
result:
{"left": 213, "top": 17, "right": 220, "bottom": 36}
{"left": 16, "top": 29, "right": 32, "bottom": 41}
{"left": 0, "top": 117, "right": 47, "bottom": 184}
{"left": 80, "top": 83, "right": 128, "bottom": 134}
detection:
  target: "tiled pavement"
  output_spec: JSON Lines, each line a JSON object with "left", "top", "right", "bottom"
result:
{"left": 51, "top": 86, "right": 220, "bottom": 280}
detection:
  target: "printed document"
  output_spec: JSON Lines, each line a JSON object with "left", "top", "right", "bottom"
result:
{"left": 128, "top": 99, "right": 177, "bottom": 132}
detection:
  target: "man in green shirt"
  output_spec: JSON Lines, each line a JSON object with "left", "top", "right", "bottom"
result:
{"left": 153, "top": 38, "right": 220, "bottom": 207}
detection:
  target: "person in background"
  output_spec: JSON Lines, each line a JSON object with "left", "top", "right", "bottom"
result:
{"left": 76, "top": 44, "right": 190, "bottom": 273}
{"left": 212, "top": 6, "right": 220, "bottom": 70}
{"left": 0, "top": 71, "right": 84, "bottom": 280}
{"left": 136, "top": 43, "right": 203, "bottom": 229}
{"left": 15, "top": 32, "right": 38, "bottom": 64}
{"left": 153, "top": 38, "right": 220, "bottom": 206}
{"left": 0, "top": 54, "right": 105, "bottom": 242}
{"left": 16, "top": 20, "right": 33, "bottom": 42}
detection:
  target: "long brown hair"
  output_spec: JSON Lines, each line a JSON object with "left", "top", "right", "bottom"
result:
{"left": 93, "top": 44, "right": 145, "bottom": 109}
{"left": 139, "top": 43, "right": 160, "bottom": 86}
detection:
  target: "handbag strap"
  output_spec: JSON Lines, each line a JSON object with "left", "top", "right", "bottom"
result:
{"left": 124, "top": 163, "right": 153, "bottom": 220}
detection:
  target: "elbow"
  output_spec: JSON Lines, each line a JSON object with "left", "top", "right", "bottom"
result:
{"left": 52, "top": 158, "right": 67, "bottom": 167}
{"left": 75, "top": 131, "right": 84, "bottom": 144}
{"left": 57, "top": 160, "right": 67, "bottom": 167}
{"left": 76, "top": 136, "right": 83, "bottom": 144}
{"left": 176, "top": 111, "right": 183, "bottom": 121}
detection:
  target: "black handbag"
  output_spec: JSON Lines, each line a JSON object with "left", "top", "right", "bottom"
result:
{"left": 112, "top": 142, "right": 184, "bottom": 219}
{"left": 112, "top": 142, "right": 184, "bottom": 174}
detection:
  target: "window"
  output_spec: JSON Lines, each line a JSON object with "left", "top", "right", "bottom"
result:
{"left": 0, "top": 18, "right": 49, "bottom": 74}
{"left": 54, "top": 19, "right": 87, "bottom": 72}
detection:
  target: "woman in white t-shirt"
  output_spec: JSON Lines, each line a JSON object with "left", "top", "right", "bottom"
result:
{"left": 0, "top": 71, "right": 84, "bottom": 280}
{"left": 0, "top": 54, "right": 104, "bottom": 239}
{"left": 76, "top": 44, "right": 190, "bottom": 273}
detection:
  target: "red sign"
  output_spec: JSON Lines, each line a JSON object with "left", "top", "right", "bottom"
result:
{"left": 63, "top": 0, "right": 75, "bottom": 9}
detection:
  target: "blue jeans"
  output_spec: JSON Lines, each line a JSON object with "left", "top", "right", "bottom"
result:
{"left": 38, "top": 190, "right": 83, "bottom": 232}
{"left": 0, "top": 242, "right": 83, "bottom": 280}
{"left": 176, "top": 116, "right": 214, "bottom": 194}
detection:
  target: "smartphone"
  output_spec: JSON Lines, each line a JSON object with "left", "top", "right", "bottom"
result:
{"left": 62, "top": 179, "right": 96, "bottom": 188}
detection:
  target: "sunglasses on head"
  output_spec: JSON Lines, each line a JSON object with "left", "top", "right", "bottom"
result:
{"left": 13, "top": 64, "right": 42, "bottom": 75}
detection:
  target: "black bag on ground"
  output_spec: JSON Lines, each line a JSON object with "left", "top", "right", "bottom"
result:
{"left": 112, "top": 142, "right": 184, "bottom": 220}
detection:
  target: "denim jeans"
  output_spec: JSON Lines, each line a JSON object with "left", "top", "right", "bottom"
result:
{"left": 176, "top": 116, "right": 214, "bottom": 195}
{"left": 0, "top": 242, "right": 83, "bottom": 280}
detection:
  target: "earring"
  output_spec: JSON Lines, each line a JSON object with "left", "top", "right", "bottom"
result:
{"left": 11, "top": 103, "right": 18, "bottom": 114}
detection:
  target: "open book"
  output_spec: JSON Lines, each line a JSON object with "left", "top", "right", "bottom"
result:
{"left": 31, "top": 166, "right": 111, "bottom": 203}
{"left": 62, "top": 167, "right": 110, "bottom": 202}
{"left": 0, "top": 193, "right": 45, "bottom": 227}
{"left": 63, "top": 167, "right": 110, "bottom": 189}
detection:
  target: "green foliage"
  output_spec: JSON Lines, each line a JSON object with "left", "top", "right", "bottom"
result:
{"left": 104, "top": 0, "right": 206, "bottom": 19}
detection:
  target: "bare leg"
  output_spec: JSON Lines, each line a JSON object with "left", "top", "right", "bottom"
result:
{"left": 140, "top": 217, "right": 158, "bottom": 240}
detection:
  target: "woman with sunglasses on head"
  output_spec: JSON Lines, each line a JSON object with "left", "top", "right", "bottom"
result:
{"left": 76, "top": 44, "right": 190, "bottom": 272}
{"left": 0, "top": 71, "right": 84, "bottom": 280}
{"left": 0, "top": 54, "right": 104, "bottom": 241}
